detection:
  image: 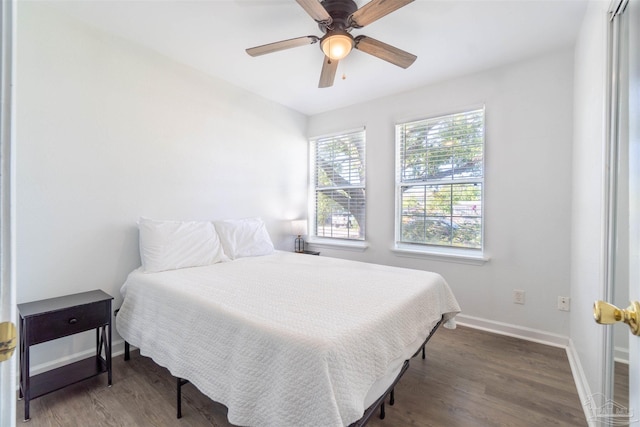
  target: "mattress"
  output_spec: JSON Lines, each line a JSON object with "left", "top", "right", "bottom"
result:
{"left": 116, "top": 251, "right": 460, "bottom": 426}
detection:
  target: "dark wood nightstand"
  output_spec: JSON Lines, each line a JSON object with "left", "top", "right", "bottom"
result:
{"left": 18, "top": 289, "right": 113, "bottom": 421}
{"left": 299, "top": 250, "right": 320, "bottom": 255}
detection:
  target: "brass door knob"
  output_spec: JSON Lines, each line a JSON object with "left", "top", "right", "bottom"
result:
{"left": 594, "top": 300, "right": 640, "bottom": 335}
{"left": 0, "top": 321, "right": 17, "bottom": 362}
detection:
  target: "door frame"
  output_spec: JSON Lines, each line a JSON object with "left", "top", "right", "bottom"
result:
{"left": 626, "top": 0, "right": 640, "bottom": 424}
{"left": 0, "top": 0, "right": 17, "bottom": 425}
{"left": 601, "top": 0, "right": 626, "bottom": 410}
{"left": 602, "top": 0, "right": 640, "bottom": 425}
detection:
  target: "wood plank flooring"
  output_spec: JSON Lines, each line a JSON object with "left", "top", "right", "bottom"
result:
{"left": 615, "top": 361, "right": 629, "bottom": 412}
{"left": 16, "top": 326, "right": 587, "bottom": 426}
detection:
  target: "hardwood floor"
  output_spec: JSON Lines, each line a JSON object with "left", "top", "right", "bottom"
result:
{"left": 16, "top": 326, "right": 587, "bottom": 426}
{"left": 615, "top": 361, "right": 629, "bottom": 412}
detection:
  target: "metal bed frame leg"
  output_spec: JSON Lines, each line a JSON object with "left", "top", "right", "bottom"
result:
{"left": 177, "top": 377, "right": 183, "bottom": 419}
{"left": 379, "top": 401, "right": 385, "bottom": 419}
{"left": 389, "top": 389, "right": 395, "bottom": 406}
{"left": 422, "top": 344, "right": 426, "bottom": 359}
{"left": 176, "top": 377, "right": 189, "bottom": 419}
{"left": 114, "top": 309, "right": 131, "bottom": 362}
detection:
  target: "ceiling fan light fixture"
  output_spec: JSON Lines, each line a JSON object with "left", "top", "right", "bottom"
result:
{"left": 321, "top": 32, "right": 354, "bottom": 60}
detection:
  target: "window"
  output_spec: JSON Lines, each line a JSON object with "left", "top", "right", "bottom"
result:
{"left": 396, "top": 108, "right": 484, "bottom": 251}
{"left": 311, "top": 129, "right": 365, "bottom": 241}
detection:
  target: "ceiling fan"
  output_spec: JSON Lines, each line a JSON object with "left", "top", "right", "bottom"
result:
{"left": 245, "top": 0, "right": 417, "bottom": 88}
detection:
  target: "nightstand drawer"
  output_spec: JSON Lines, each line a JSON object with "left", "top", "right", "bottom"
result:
{"left": 27, "top": 300, "right": 110, "bottom": 345}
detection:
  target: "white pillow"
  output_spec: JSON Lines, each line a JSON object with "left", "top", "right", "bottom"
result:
{"left": 214, "top": 217, "right": 275, "bottom": 260}
{"left": 138, "top": 217, "right": 227, "bottom": 273}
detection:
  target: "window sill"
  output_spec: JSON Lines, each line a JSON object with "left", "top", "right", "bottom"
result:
{"left": 392, "top": 245, "right": 489, "bottom": 265}
{"left": 306, "top": 237, "right": 369, "bottom": 252}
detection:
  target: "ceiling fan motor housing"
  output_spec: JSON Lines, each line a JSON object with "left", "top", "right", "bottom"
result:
{"left": 319, "top": 0, "right": 358, "bottom": 32}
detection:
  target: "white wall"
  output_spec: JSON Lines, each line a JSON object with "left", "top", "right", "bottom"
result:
{"left": 569, "top": 0, "right": 609, "bottom": 405}
{"left": 307, "top": 50, "right": 575, "bottom": 337}
{"left": 15, "top": 0, "right": 586, "bottom": 374}
{"left": 16, "top": 3, "right": 308, "bottom": 367}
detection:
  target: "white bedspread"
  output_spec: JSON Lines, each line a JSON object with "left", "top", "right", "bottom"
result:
{"left": 116, "top": 251, "right": 460, "bottom": 427}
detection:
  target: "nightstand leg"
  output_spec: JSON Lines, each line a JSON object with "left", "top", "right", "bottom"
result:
{"left": 18, "top": 317, "right": 24, "bottom": 400}
{"left": 23, "top": 323, "right": 30, "bottom": 421}
{"left": 107, "top": 322, "right": 112, "bottom": 386}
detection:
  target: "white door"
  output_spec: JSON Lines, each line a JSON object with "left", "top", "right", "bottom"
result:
{"left": 0, "top": 0, "right": 17, "bottom": 426}
{"left": 626, "top": 0, "right": 640, "bottom": 421}
{"left": 599, "top": 0, "right": 640, "bottom": 425}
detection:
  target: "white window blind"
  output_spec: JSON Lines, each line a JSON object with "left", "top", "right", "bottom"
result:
{"left": 396, "top": 108, "right": 484, "bottom": 249}
{"left": 311, "top": 129, "right": 365, "bottom": 241}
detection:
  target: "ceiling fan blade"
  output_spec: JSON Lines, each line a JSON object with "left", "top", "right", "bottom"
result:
{"left": 349, "top": 0, "right": 414, "bottom": 28}
{"left": 246, "top": 36, "right": 319, "bottom": 57}
{"left": 296, "top": 0, "right": 332, "bottom": 24}
{"left": 319, "top": 56, "right": 339, "bottom": 88}
{"left": 354, "top": 35, "right": 416, "bottom": 68}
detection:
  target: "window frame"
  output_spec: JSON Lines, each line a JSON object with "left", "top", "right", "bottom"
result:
{"left": 393, "top": 107, "right": 487, "bottom": 262}
{"left": 308, "top": 127, "right": 367, "bottom": 245}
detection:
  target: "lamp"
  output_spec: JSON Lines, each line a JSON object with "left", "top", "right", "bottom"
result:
{"left": 291, "top": 219, "right": 307, "bottom": 253}
{"left": 321, "top": 31, "right": 354, "bottom": 61}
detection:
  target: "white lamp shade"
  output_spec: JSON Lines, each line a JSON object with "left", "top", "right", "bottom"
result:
{"left": 291, "top": 219, "right": 308, "bottom": 236}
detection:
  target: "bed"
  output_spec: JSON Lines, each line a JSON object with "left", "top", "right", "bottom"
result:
{"left": 115, "top": 218, "right": 460, "bottom": 427}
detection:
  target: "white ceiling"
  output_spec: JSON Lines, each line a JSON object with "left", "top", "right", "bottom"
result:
{"left": 44, "top": 0, "right": 589, "bottom": 116}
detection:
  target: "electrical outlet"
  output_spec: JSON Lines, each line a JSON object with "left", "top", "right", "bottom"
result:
{"left": 513, "top": 289, "right": 525, "bottom": 305}
{"left": 558, "top": 296, "right": 570, "bottom": 311}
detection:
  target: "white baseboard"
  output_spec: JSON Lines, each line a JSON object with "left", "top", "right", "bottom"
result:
{"left": 15, "top": 339, "right": 128, "bottom": 388}
{"left": 30, "top": 339, "right": 127, "bottom": 376}
{"left": 455, "top": 314, "right": 570, "bottom": 348}
{"left": 566, "top": 338, "right": 597, "bottom": 427}
{"left": 615, "top": 346, "right": 629, "bottom": 364}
